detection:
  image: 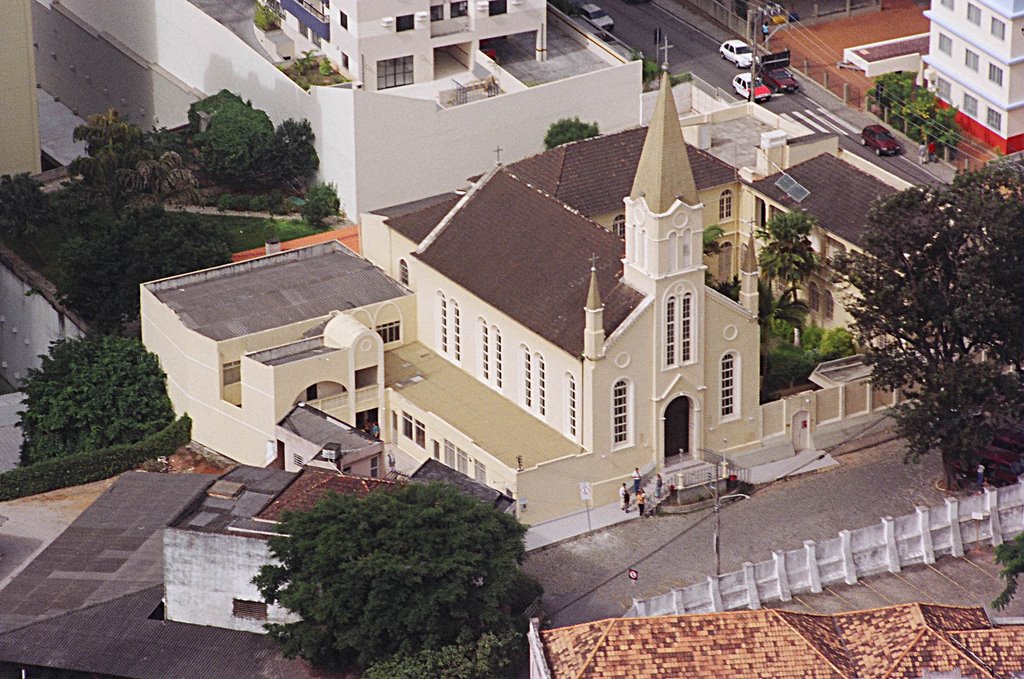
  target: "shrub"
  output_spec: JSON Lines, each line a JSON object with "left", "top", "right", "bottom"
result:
{"left": 0, "top": 416, "right": 191, "bottom": 501}
{"left": 319, "top": 59, "right": 334, "bottom": 76}
{"left": 301, "top": 182, "right": 341, "bottom": 227}
{"left": 544, "top": 117, "right": 599, "bottom": 150}
{"left": 254, "top": 2, "right": 281, "bottom": 31}
{"left": 819, "top": 327, "right": 856, "bottom": 361}
{"left": 216, "top": 193, "right": 233, "bottom": 211}
{"left": 230, "top": 194, "right": 253, "bottom": 211}
{"left": 250, "top": 194, "right": 271, "bottom": 212}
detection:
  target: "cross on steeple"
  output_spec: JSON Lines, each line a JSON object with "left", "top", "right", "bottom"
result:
{"left": 658, "top": 34, "right": 673, "bottom": 71}
{"left": 494, "top": 145, "right": 503, "bottom": 165}
{"left": 589, "top": 253, "right": 599, "bottom": 271}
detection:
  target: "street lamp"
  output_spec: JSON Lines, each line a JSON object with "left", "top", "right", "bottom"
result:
{"left": 713, "top": 489, "right": 751, "bottom": 578}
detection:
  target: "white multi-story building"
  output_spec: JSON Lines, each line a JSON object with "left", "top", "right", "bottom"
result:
{"left": 278, "top": 0, "right": 547, "bottom": 92}
{"left": 924, "top": 0, "right": 1024, "bottom": 153}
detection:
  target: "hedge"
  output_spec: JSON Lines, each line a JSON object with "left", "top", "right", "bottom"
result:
{"left": 0, "top": 415, "right": 191, "bottom": 502}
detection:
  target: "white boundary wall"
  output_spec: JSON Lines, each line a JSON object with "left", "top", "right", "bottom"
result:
{"left": 627, "top": 482, "right": 1024, "bottom": 617}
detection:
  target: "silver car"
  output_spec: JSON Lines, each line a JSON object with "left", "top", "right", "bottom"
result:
{"left": 579, "top": 3, "right": 614, "bottom": 32}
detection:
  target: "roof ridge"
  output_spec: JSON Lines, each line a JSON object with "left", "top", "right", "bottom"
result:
{"left": 415, "top": 164, "right": 502, "bottom": 255}
{"left": 0, "top": 584, "right": 163, "bottom": 638}
{"left": 773, "top": 609, "right": 856, "bottom": 678}
{"left": 926, "top": 627, "right": 1003, "bottom": 678}
{"left": 879, "top": 627, "right": 928, "bottom": 679}
{"left": 572, "top": 618, "right": 619, "bottom": 679}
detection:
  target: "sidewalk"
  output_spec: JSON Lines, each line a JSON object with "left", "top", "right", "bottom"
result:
{"left": 525, "top": 413, "right": 895, "bottom": 551}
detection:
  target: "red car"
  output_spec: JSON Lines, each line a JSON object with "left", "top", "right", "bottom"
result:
{"left": 761, "top": 68, "right": 799, "bottom": 93}
{"left": 861, "top": 124, "right": 902, "bottom": 156}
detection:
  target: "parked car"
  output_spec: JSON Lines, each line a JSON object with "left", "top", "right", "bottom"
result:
{"left": 760, "top": 67, "right": 799, "bottom": 93}
{"left": 579, "top": 3, "right": 614, "bottom": 32}
{"left": 479, "top": 39, "right": 497, "bottom": 60}
{"left": 720, "top": 40, "right": 754, "bottom": 69}
{"left": 732, "top": 73, "right": 772, "bottom": 103}
{"left": 860, "top": 124, "right": 902, "bottom": 156}
{"left": 954, "top": 446, "right": 1024, "bottom": 487}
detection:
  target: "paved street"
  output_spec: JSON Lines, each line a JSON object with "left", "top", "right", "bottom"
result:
{"left": 524, "top": 439, "right": 957, "bottom": 627}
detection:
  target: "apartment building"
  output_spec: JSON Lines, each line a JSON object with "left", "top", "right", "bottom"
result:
{"left": 925, "top": 0, "right": 1024, "bottom": 152}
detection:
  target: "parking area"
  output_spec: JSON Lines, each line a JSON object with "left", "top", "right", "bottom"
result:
{"left": 493, "top": 18, "right": 623, "bottom": 86}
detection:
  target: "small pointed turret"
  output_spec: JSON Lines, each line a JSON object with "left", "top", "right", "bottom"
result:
{"left": 630, "top": 72, "right": 699, "bottom": 212}
{"left": 740, "top": 232, "right": 759, "bottom": 315}
{"left": 584, "top": 264, "right": 605, "bottom": 360}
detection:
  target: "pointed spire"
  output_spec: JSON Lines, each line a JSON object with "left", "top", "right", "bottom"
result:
{"left": 630, "top": 71, "right": 699, "bottom": 212}
{"left": 741, "top": 232, "right": 758, "bottom": 272}
{"left": 586, "top": 264, "right": 602, "bottom": 310}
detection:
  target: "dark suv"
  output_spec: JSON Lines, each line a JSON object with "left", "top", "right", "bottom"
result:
{"left": 761, "top": 68, "right": 799, "bottom": 93}
{"left": 861, "top": 124, "right": 902, "bottom": 156}
{"left": 954, "top": 446, "right": 1024, "bottom": 487}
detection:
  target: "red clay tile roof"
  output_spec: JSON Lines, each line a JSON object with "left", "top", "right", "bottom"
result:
{"left": 256, "top": 468, "right": 397, "bottom": 522}
{"left": 231, "top": 226, "right": 361, "bottom": 262}
{"left": 852, "top": 35, "right": 929, "bottom": 63}
{"left": 540, "top": 603, "right": 1024, "bottom": 678}
{"left": 508, "top": 127, "right": 738, "bottom": 217}
{"left": 415, "top": 169, "right": 645, "bottom": 357}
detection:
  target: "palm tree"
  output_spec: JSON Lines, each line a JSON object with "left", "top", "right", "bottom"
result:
{"left": 755, "top": 210, "right": 818, "bottom": 302}
{"left": 0, "top": 173, "right": 50, "bottom": 250}
{"left": 118, "top": 152, "right": 199, "bottom": 206}
{"left": 702, "top": 224, "right": 725, "bottom": 257}
{"left": 758, "top": 279, "right": 808, "bottom": 346}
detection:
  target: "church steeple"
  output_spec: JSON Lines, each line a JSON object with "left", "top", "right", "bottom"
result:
{"left": 583, "top": 263, "right": 604, "bottom": 360}
{"left": 630, "top": 71, "right": 699, "bottom": 212}
{"left": 739, "top": 232, "right": 759, "bottom": 315}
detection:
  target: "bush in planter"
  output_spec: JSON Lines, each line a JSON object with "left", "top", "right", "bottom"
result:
{"left": 254, "top": 2, "right": 280, "bottom": 31}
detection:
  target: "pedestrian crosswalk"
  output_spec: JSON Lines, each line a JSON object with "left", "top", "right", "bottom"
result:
{"left": 781, "top": 106, "right": 860, "bottom": 136}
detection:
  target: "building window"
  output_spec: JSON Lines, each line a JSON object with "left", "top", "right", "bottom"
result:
{"left": 808, "top": 281, "right": 820, "bottom": 311}
{"left": 341, "top": 52, "right": 349, "bottom": 70}
{"left": 940, "top": 0, "right": 953, "bottom": 8}
{"left": 966, "top": 2, "right": 981, "bottom": 23}
{"left": 718, "top": 242, "right": 733, "bottom": 282}
{"left": 823, "top": 290, "right": 834, "bottom": 320}
{"left": 444, "top": 439, "right": 455, "bottom": 467}
{"left": 612, "top": 380, "right": 629, "bottom": 446}
{"left": 415, "top": 420, "right": 426, "bottom": 448}
{"left": 991, "top": 17, "right": 1005, "bottom": 39}
{"left": 339, "top": 10, "right": 348, "bottom": 29}
{"left": 370, "top": 455, "right": 380, "bottom": 478}
{"left": 963, "top": 93, "right": 978, "bottom": 117}
{"left": 988, "top": 63, "right": 1003, "bottom": 86}
{"left": 493, "top": 327, "right": 503, "bottom": 388}
{"left": 433, "top": 440, "right": 440, "bottom": 460}
{"left": 721, "top": 353, "right": 736, "bottom": 418}
{"left": 665, "top": 296, "right": 677, "bottom": 366}
{"left": 306, "top": 384, "right": 318, "bottom": 401}
{"left": 679, "top": 230, "right": 692, "bottom": 268}
{"left": 399, "top": 259, "right": 409, "bottom": 285}
{"left": 964, "top": 49, "right": 979, "bottom": 71}
{"left": 232, "top": 599, "right": 268, "bottom": 620}
{"left": 612, "top": 214, "right": 626, "bottom": 238}
{"left": 402, "top": 412, "right": 414, "bottom": 439}
{"left": 474, "top": 460, "right": 486, "bottom": 483}
{"left": 452, "top": 300, "right": 461, "bottom": 360}
{"left": 680, "top": 293, "right": 693, "bottom": 362}
{"left": 456, "top": 448, "right": 469, "bottom": 475}
{"left": 489, "top": 0, "right": 507, "bottom": 15}
{"left": 450, "top": 0, "right": 468, "bottom": 17}
{"left": 396, "top": 13, "right": 415, "bottom": 31}
{"left": 376, "top": 320, "right": 401, "bottom": 344}
{"left": 566, "top": 373, "right": 577, "bottom": 438}
{"left": 439, "top": 293, "right": 449, "bottom": 353}
{"left": 987, "top": 107, "right": 1002, "bottom": 130}
{"left": 718, "top": 190, "right": 733, "bottom": 220}
{"left": 222, "top": 360, "right": 241, "bottom": 385}
{"left": 391, "top": 411, "right": 398, "bottom": 437}
{"left": 480, "top": 321, "right": 490, "bottom": 381}
{"left": 522, "top": 347, "right": 532, "bottom": 408}
{"left": 430, "top": 4, "right": 444, "bottom": 20}
{"left": 536, "top": 353, "right": 546, "bottom": 416}
{"left": 937, "top": 33, "right": 952, "bottom": 55}
{"left": 310, "top": 31, "right": 321, "bottom": 47}
{"left": 377, "top": 55, "right": 414, "bottom": 90}
{"left": 936, "top": 77, "right": 951, "bottom": 101}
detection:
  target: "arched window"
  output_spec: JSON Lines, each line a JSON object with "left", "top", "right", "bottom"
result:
{"left": 399, "top": 259, "right": 409, "bottom": 285}
{"left": 719, "top": 190, "right": 734, "bottom": 220}
{"left": 718, "top": 242, "right": 733, "bottom": 281}
{"left": 612, "top": 214, "right": 626, "bottom": 239}
{"left": 479, "top": 320, "right": 490, "bottom": 380}
{"left": 451, "top": 300, "right": 461, "bottom": 360}
{"left": 679, "top": 229, "right": 692, "bottom": 268}
{"left": 721, "top": 352, "right": 737, "bottom": 418}
{"left": 438, "top": 292, "right": 448, "bottom": 354}
{"left": 612, "top": 379, "right": 630, "bottom": 446}
{"left": 808, "top": 282, "right": 820, "bottom": 312}
{"left": 566, "top": 373, "right": 577, "bottom": 438}
{"left": 493, "top": 326, "right": 503, "bottom": 389}
{"left": 823, "top": 290, "right": 834, "bottom": 320}
{"left": 535, "top": 353, "right": 546, "bottom": 417}
{"left": 521, "top": 346, "right": 532, "bottom": 408}
{"left": 665, "top": 296, "right": 677, "bottom": 366}
{"left": 680, "top": 293, "right": 693, "bottom": 362}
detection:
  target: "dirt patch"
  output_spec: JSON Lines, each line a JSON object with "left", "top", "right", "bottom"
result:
{"left": 166, "top": 444, "right": 232, "bottom": 475}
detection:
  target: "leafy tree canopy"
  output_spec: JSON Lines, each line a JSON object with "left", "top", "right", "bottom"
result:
{"left": 254, "top": 482, "right": 529, "bottom": 671}
{"left": 55, "top": 205, "right": 231, "bottom": 331}
{"left": 363, "top": 631, "right": 523, "bottom": 679}
{"left": 835, "top": 166, "right": 1024, "bottom": 486}
{"left": 995, "top": 535, "right": 1024, "bottom": 609}
{"left": 0, "top": 173, "right": 51, "bottom": 242}
{"left": 19, "top": 336, "right": 174, "bottom": 465}
{"left": 544, "top": 117, "right": 599, "bottom": 150}
{"left": 265, "top": 118, "right": 319, "bottom": 187}
{"left": 300, "top": 181, "right": 340, "bottom": 228}
{"left": 70, "top": 110, "right": 148, "bottom": 197}
{"left": 755, "top": 210, "right": 818, "bottom": 300}
{"left": 193, "top": 91, "right": 275, "bottom": 188}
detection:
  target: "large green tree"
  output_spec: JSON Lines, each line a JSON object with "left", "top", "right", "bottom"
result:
{"left": 254, "top": 482, "right": 529, "bottom": 672}
{"left": 264, "top": 118, "right": 319, "bottom": 188}
{"left": 544, "top": 117, "right": 599, "bottom": 150}
{"left": 756, "top": 210, "right": 818, "bottom": 301}
{"left": 193, "top": 91, "right": 275, "bottom": 188}
{"left": 0, "top": 173, "right": 51, "bottom": 244}
{"left": 70, "top": 110, "right": 148, "bottom": 199}
{"left": 835, "top": 166, "right": 1024, "bottom": 487}
{"left": 54, "top": 205, "right": 231, "bottom": 331}
{"left": 19, "top": 336, "right": 174, "bottom": 465}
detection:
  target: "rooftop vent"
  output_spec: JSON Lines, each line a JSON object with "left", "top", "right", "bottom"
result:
{"left": 208, "top": 480, "right": 246, "bottom": 499}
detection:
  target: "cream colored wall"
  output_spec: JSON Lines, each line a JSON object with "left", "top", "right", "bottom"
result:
{"left": 0, "top": 0, "right": 41, "bottom": 176}
{"left": 359, "top": 212, "right": 423, "bottom": 284}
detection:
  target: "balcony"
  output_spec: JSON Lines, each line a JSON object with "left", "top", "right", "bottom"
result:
{"left": 281, "top": 0, "right": 330, "bottom": 41}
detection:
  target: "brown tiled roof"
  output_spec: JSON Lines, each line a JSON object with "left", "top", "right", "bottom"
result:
{"left": 751, "top": 154, "right": 898, "bottom": 247}
{"left": 256, "top": 467, "right": 397, "bottom": 522}
{"left": 508, "top": 127, "right": 738, "bottom": 217}
{"left": 852, "top": 34, "right": 929, "bottom": 63}
{"left": 541, "top": 603, "right": 1024, "bottom": 678}
{"left": 416, "top": 169, "right": 645, "bottom": 356}
{"left": 375, "top": 191, "right": 464, "bottom": 244}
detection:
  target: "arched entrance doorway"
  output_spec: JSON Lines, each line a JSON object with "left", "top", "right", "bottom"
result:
{"left": 664, "top": 396, "right": 691, "bottom": 465}
{"left": 792, "top": 410, "right": 811, "bottom": 452}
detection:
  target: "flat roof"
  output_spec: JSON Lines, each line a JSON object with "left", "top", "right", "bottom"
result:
{"left": 851, "top": 34, "right": 929, "bottom": 63}
{"left": 384, "top": 342, "right": 580, "bottom": 470}
{"left": 146, "top": 242, "right": 408, "bottom": 341}
{"left": 171, "top": 466, "right": 297, "bottom": 536}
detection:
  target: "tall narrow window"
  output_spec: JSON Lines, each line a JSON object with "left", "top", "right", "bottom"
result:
{"left": 480, "top": 321, "right": 490, "bottom": 380}
{"left": 444, "top": 439, "right": 455, "bottom": 467}
{"left": 612, "top": 380, "right": 629, "bottom": 446}
{"left": 493, "top": 327, "right": 503, "bottom": 388}
{"left": 439, "top": 293, "right": 448, "bottom": 354}
{"left": 399, "top": 259, "right": 409, "bottom": 285}
{"left": 612, "top": 214, "right": 626, "bottom": 238}
{"left": 680, "top": 293, "right": 693, "bottom": 362}
{"left": 522, "top": 348, "right": 532, "bottom": 408}
{"left": 823, "top": 290, "right": 834, "bottom": 320}
{"left": 536, "top": 354, "right": 546, "bottom": 416}
{"left": 456, "top": 447, "right": 469, "bottom": 475}
{"left": 721, "top": 353, "right": 736, "bottom": 418}
{"left": 474, "top": 460, "right": 486, "bottom": 483}
{"left": 718, "top": 190, "right": 734, "bottom": 220}
{"left": 665, "top": 296, "right": 677, "bottom": 366}
{"left": 679, "top": 230, "right": 691, "bottom": 268}
{"left": 667, "top": 232, "right": 678, "bottom": 272}
{"left": 566, "top": 373, "right": 577, "bottom": 438}
{"left": 808, "top": 282, "right": 820, "bottom": 312}
{"left": 452, "top": 300, "right": 461, "bottom": 361}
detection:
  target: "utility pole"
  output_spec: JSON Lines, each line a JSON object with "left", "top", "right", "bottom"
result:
{"left": 748, "top": 8, "right": 758, "bottom": 103}
{"left": 711, "top": 460, "right": 750, "bottom": 578}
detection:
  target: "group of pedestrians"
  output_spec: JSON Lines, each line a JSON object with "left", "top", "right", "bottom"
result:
{"left": 619, "top": 468, "right": 664, "bottom": 517}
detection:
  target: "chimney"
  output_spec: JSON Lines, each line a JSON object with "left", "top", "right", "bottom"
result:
{"left": 265, "top": 239, "right": 282, "bottom": 255}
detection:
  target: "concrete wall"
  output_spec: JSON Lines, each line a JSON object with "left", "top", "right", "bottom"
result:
{"left": 0, "top": 248, "right": 85, "bottom": 387}
{"left": 1, "top": 0, "right": 41, "bottom": 176}
{"left": 755, "top": 379, "right": 892, "bottom": 444}
{"left": 164, "top": 528, "right": 298, "bottom": 633}
{"left": 628, "top": 482, "right": 1024, "bottom": 616}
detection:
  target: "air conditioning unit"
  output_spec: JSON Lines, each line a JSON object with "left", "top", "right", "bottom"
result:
{"left": 381, "top": 16, "right": 394, "bottom": 26}
{"left": 476, "top": 1, "right": 488, "bottom": 10}
{"left": 415, "top": 10, "right": 429, "bottom": 21}
{"left": 322, "top": 449, "right": 337, "bottom": 462}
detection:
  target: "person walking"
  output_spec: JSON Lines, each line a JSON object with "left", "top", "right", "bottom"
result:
{"left": 655, "top": 473, "right": 664, "bottom": 500}
{"left": 632, "top": 467, "right": 642, "bottom": 495}
{"left": 370, "top": 421, "right": 380, "bottom": 438}
{"left": 928, "top": 140, "right": 937, "bottom": 162}
{"left": 918, "top": 143, "right": 928, "bottom": 164}
{"left": 637, "top": 488, "right": 646, "bottom": 517}
{"left": 976, "top": 463, "right": 986, "bottom": 490}
{"left": 761, "top": 20, "right": 770, "bottom": 43}
{"left": 620, "top": 483, "right": 630, "bottom": 512}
